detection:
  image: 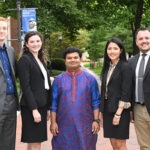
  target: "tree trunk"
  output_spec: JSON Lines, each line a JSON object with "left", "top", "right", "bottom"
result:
{"left": 132, "top": 0, "right": 144, "bottom": 55}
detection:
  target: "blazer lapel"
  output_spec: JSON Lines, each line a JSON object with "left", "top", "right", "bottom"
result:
{"left": 144, "top": 57, "right": 150, "bottom": 78}
{"left": 130, "top": 54, "right": 139, "bottom": 79}
{"left": 28, "top": 52, "right": 44, "bottom": 76}
{"left": 108, "top": 61, "right": 121, "bottom": 84}
{"left": 132, "top": 54, "right": 139, "bottom": 71}
{"left": 6, "top": 47, "right": 15, "bottom": 76}
{"left": 0, "top": 59, "right": 4, "bottom": 72}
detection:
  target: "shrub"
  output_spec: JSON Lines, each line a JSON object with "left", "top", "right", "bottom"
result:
{"left": 50, "top": 69, "right": 64, "bottom": 76}
{"left": 51, "top": 58, "right": 66, "bottom": 71}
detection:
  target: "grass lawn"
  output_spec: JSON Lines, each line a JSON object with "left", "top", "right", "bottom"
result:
{"left": 83, "top": 61, "right": 103, "bottom": 76}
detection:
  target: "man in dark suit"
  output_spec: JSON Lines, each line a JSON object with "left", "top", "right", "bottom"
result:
{"left": 129, "top": 27, "right": 150, "bottom": 149}
{"left": 0, "top": 16, "right": 18, "bottom": 150}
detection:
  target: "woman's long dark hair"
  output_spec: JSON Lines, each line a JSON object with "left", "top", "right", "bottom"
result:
{"left": 19, "top": 31, "right": 48, "bottom": 64}
{"left": 101, "top": 37, "right": 127, "bottom": 76}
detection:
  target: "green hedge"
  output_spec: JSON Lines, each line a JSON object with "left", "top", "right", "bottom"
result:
{"left": 51, "top": 58, "right": 66, "bottom": 71}
{"left": 50, "top": 69, "right": 64, "bottom": 76}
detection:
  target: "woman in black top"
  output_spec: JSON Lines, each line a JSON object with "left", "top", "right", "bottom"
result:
{"left": 17, "top": 31, "right": 51, "bottom": 150}
{"left": 100, "top": 38, "right": 132, "bottom": 150}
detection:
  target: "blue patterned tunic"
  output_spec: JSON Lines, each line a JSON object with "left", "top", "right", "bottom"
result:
{"left": 50, "top": 69, "right": 101, "bottom": 150}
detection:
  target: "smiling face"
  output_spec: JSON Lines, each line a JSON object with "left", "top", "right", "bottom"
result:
{"left": 0, "top": 20, "right": 8, "bottom": 45}
{"left": 26, "top": 35, "right": 42, "bottom": 55}
{"left": 65, "top": 52, "right": 81, "bottom": 71}
{"left": 136, "top": 30, "right": 150, "bottom": 53}
{"left": 107, "top": 42, "right": 122, "bottom": 64}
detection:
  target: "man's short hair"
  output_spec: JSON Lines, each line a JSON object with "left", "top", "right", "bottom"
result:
{"left": 63, "top": 47, "right": 82, "bottom": 59}
{"left": 0, "top": 16, "right": 8, "bottom": 23}
{"left": 135, "top": 27, "right": 150, "bottom": 39}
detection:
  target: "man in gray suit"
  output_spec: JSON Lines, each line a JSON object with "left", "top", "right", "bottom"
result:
{"left": 0, "top": 16, "right": 18, "bottom": 150}
{"left": 129, "top": 27, "right": 150, "bottom": 150}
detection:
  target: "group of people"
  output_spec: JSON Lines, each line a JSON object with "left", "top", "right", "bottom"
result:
{"left": 0, "top": 16, "right": 150, "bottom": 150}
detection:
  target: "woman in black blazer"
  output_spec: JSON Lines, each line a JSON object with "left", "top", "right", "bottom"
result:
{"left": 100, "top": 38, "right": 132, "bottom": 150}
{"left": 17, "top": 31, "right": 51, "bottom": 150}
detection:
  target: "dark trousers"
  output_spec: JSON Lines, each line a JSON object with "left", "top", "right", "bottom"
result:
{"left": 0, "top": 95, "right": 17, "bottom": 150}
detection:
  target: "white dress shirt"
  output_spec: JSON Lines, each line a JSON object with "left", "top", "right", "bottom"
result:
{"left": 135, "top": 51, "right": 150, "bottom": 102}
{"left": 39, "top": 63, "right": 50, "bottom": 90}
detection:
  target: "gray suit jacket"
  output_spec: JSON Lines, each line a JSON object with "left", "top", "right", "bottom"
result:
{"left": 129, "top": 53, "right": 150, "bottom": 113}
{"left": 0, "top": 46, "right": 18, "bottom": 114}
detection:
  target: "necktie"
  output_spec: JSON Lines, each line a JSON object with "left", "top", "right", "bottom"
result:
{"left": 137, "top": 53, "right": 146, "bottom": 104}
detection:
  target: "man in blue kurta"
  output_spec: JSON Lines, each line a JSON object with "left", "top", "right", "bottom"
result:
{"left": 50, "top": 47, "right": 101, "bottom": 150}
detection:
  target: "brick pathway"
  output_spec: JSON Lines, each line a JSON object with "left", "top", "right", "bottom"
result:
{"left": 16, "top": 113, "right": 140, "bottom": 150}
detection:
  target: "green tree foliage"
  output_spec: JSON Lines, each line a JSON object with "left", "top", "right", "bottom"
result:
{"left": 87, "top": 26, "right": 132, "bottom": 60}
{"left": 94, "top": 0, "right": 150, "bottom": 54}
{"left": 0, "top": 0, "right": 150, "bottom": 56}
{"left": 46, "top": 30, "right": 89, "bottom": 59}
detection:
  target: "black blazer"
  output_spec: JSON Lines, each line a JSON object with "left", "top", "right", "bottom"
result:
{"left": 100, "top": 60, "right": 132, "bottom": 113}
{"left": 129, "top": 53, "right": 150, "bottom": 113}
{"left": 17, "top": 52, "right": 51, "bottom": 110}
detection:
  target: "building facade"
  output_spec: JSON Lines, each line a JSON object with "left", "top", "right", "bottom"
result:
{"left": 7, "top": 17, "right": 20, "bottom": 55}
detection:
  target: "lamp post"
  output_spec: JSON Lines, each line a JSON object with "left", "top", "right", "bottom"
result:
{"left": 17, "top": 0, "right": 22, "bottom": 51}
{"left": 58, "top": 34, "right": 62, "bottom": 57}
{"left": 4, "top": 0, "right": 22, "bottom": 51}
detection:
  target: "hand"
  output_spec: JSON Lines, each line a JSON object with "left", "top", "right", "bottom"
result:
{"left": 50, "top": 122, "right": 59, "bottom": 136}
{"left": 47, "top": 110, "right": 50, "bottom": 121}
{"left": 112, "top": 115, "right": 120, "bottom": 126}
{"left": 92, "top": 122, "right": 100, "bottom": 134}
{"left": 32, "top": 109, "right": 41, "bottom": 123}
{"left": 100, "top": 114, "right": 103, "bottom": 127}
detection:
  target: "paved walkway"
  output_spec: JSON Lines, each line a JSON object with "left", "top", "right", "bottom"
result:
{"left": 16, "top": 113, "right": 140, "bottom": 150}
